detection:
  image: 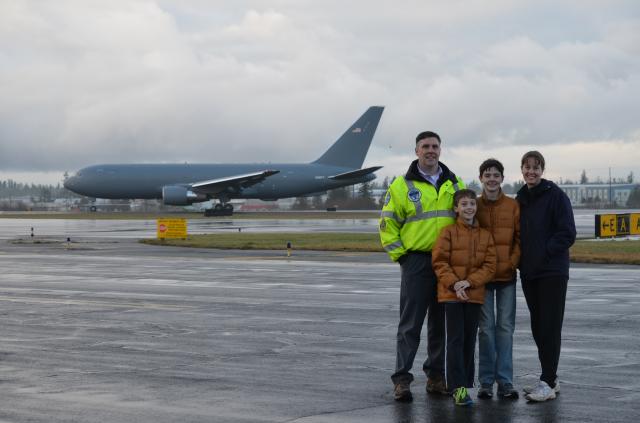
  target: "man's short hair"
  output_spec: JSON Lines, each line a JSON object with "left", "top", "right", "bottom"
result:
{"left": 415, "top": 131, "right": 441, "bottom": 144}
{"left": 521, "top": 150, "right": 545, "bottom": 171}
{"left": 453, "top": 189, "right": 477, "bottom": 207}
{"left": 479, "top": 158, "right": 504, "bottom": 177}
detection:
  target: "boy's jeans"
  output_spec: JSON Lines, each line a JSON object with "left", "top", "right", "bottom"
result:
{"left": 478, "top": 282, "right": 516, "bottom": 387}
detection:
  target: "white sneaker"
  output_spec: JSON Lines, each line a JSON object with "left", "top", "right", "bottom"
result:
{"left": 525, "top": 381, "right": 557, "bottom": 402}
{"left": 523, "top": 378, "right": 560, "bottom": 394}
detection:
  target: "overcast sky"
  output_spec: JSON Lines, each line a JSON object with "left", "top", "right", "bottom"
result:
{"left": 1, "top": 0, "right": 639, "bottom": 186}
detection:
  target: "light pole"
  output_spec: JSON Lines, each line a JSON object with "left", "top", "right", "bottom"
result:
{"left": 609, "top": 167, "right": 612, "bottom": 209}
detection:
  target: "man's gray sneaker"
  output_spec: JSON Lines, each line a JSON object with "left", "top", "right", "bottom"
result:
{"left": 497, "top": 383, "right": 519, "bottom": 399}
{"left": 477, "top": 384, "right": 493, "bottom": 399}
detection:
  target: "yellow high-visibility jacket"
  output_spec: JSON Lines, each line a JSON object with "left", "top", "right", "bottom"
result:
{"left": 379, "top": 160, "right": 464, "bottom": 262}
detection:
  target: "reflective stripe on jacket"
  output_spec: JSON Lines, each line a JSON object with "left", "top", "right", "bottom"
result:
{"left": 379, "top": 161, "right": 464, "bottom": 262}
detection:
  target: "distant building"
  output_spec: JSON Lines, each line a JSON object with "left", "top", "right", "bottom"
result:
{"left": 558, "top": 183, "right": 636, "bottom": 207}
{"left": 0, "top": 196, "right": 33, "bottom": 211}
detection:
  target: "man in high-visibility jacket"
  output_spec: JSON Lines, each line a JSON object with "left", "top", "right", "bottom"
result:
{"left": 380, "top": 131, "right": 464, "bottom": 402}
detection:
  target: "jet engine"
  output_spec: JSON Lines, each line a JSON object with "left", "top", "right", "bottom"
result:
{"left": 162, "top": 185, "right": 206, "bottom": 205}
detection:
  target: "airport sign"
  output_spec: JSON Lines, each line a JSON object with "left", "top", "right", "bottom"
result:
{"left": 157, "top": 218, "right": 188, "bottom": 239}
{"left": 595, "top": 213, "right": 640, "bottom": 238}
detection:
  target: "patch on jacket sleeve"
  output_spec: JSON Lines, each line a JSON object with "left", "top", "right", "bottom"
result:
{"left": 379, "top": 219, "right": 387, "bottom": 231}
{"left": 408, "top": 188, "right": 422, "bottom": 202}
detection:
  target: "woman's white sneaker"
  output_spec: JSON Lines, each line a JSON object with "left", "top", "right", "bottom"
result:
{"left": 523, "top": 378, "right": 559, "bottom": 394}
{"left": 525, "top": 381, "right": 556, "bottom": 402}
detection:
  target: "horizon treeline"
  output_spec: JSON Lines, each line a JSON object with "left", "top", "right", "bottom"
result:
{"left": 0, "top": 179, "right": 80, "bottom": 202}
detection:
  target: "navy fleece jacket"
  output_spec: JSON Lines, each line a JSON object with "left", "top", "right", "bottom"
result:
{"left": 516, "top": 179, "right": 576, "bottom": 281}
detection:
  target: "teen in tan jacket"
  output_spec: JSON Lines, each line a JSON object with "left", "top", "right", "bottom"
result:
{"left": 475, "top": 159, "right": 521, "bottom": 400}
{"left": 476, "top": 191, "right": 520, "bottom": 281}
{"left": 432, "top": 189, "right": 496, "bottom": 406}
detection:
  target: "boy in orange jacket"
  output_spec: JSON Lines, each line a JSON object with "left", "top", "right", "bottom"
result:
{"left": 432, "top": 189, "right": 497, "bottom": 406}
{"left": 476, "top": 158, "right": 521, "bottom": 399}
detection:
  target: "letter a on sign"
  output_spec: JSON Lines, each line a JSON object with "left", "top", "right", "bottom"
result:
{"left": 617, "top": 215, "right": 630, "bottom": 236}
{"left": 631, "top": 213, "right": 640, "bottom": 236}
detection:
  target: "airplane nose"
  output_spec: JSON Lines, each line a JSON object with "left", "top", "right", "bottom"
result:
{"left": 63, "top": 176, "right": 77, "bottom": 191}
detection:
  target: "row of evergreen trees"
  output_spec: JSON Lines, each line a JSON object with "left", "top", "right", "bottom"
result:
{"left": 3, "top": 176, "right": 639, "bottom": 210}
{"left": 291, "top": 178, "right": 640, "bottom": 210}
{"left": 0, "top": 179, "right": 78, "bottom": 202}
{"left": 291, "top": 181, "right": 379, "bottom": 210}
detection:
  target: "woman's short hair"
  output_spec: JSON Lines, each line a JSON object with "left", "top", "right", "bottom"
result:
{"left": 521, "top": 151, "right": 545, "bottom": 170}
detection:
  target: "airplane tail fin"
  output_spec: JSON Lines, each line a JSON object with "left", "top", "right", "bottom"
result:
{"left": 312, "top": 106, "right": 384, "bottom": 169}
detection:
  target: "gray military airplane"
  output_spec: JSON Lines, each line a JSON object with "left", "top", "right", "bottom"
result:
{"left": 64, "top": 106, "right": 384, "bottom": 214}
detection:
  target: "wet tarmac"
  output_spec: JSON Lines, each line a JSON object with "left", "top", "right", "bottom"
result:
{"left": 1, "top": 207, "right": 637, "bottom": 241}
{"left": 0, "top": 217, "right": 377, "bottom": 241}
{"left": 0, "top": 236, "right": 638, "bottom": 422}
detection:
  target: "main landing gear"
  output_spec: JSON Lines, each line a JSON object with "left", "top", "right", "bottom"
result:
{"left": 204, "top": 202, "right": 234, "bottom": 217}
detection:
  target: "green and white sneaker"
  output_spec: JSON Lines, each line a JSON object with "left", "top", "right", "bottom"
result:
{"left": 453, "top": 387, "right": 473, "bottom": 406}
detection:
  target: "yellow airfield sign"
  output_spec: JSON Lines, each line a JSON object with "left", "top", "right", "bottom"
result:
{"left": 157, "top": 218, "right": 187, "bottom": 239}
{"left": 595, "top": 213, "right": 640, "bottom": 238}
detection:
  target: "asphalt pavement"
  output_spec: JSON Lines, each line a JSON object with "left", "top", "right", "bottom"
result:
{"left": 1, "top": 207, "right": 634, "bottom": 239}
{"left": 0, "top": 238, "right": 638, "bottom": 422}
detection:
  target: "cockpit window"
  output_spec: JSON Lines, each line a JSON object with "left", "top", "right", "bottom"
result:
{"left": 96, "top": 168, "right": 116, "bottom": 175}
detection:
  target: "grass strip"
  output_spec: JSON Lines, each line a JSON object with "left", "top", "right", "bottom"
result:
{"left": 141, "top": 232, "right": 379, "bottom": 252}
{"left": 141, "top": 233, "right": 640, "bottom": 265}
{"left": 569, "top": 240, "right": 640, "bottom": 265}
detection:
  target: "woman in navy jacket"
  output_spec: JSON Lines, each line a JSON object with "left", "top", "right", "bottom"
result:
{"left": 516, "top": 151, "right": 576, "bottom": 402}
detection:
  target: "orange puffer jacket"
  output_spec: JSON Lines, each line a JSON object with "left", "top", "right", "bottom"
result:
{"left": 432, "top": 217, "right": 497, "bottom": 304}
{"left": 476, "top": 192, "right": 520, "bottom": 282}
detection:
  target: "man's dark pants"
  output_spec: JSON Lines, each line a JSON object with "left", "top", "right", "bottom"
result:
{"left": 521, "top": 276, "right": 568, "bottom": 387}
{"left": 391, "top": 252, "right": 445, "bottom": 384}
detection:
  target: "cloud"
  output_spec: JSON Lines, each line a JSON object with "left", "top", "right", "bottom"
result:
{"left": 452, "top": 139, "right": 640, "bottom": 184}
{"left": 223, "top": 9, "right": 288, "bottom": 38}
{"left": 0, "top": 1, "right": 638, "bottom": 186}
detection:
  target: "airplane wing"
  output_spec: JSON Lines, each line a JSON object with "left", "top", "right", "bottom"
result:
{"left": 191, "top": 170, "right": 280, "bottom": 194}
{"left": 329, "top": 166, "right": 383, "bottom": 180}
